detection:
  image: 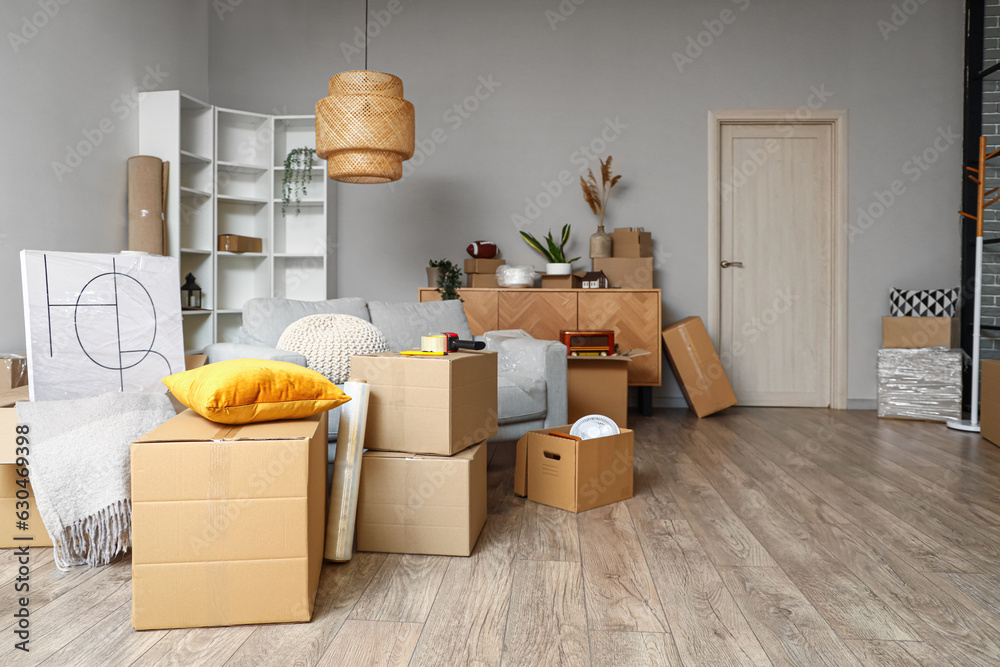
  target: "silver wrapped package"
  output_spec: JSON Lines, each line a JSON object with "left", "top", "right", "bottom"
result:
{"left": 877, "top": 347, "right": 962, "bottom": 422}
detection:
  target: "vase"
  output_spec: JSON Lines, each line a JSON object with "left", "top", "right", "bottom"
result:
{"left": 589, "top": 225, "right": 612, "bottom": 258}
{"left": 545, "top": 262, "right": 572, "bottom": 275}
{"left": 426, "top": 266, "right": 440, "bottom": 288}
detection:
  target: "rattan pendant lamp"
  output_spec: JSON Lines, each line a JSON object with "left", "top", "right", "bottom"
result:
{"left": 315, "top": 0, "right": 414, "bottom": 183}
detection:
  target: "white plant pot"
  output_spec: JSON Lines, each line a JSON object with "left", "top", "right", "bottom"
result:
{"left": 545, "top": 262, "right": 572, "bottom": 275}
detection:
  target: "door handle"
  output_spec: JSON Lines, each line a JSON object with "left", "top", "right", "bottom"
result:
{"left": 721, "top": 261, "right": 744, "bottom": 269}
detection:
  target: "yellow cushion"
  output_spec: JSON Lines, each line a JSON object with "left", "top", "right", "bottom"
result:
{"left": 162, "top": 358, "right": 351, "bottom": 425}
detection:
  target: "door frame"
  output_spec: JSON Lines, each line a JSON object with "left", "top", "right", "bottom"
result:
{"left": 707, "top": 110, "right": 848, "bottom": 410}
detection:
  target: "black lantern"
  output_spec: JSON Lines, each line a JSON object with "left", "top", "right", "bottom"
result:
{"left": 181, "top": 273, "right": 202, "bottom": 309}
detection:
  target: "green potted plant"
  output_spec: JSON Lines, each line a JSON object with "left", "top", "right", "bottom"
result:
{"left": 428, "top": 259, "right": 463, "bottom": 300}
{"left": 580, "top": 156, "right": 621, "bottom": 258}
{"left": 519, "top": 224, "right": 580, "bottom": 275}
{"left": 282, "top": 147, "right": 316, "bottom": 215}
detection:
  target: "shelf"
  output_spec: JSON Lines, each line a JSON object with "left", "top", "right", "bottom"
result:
{"left": 275, "top": 252, "right": 325, "bottom": 258}
{"left": 182, "top": 309, "right": 212, "bottom": 316}
{"left": 274, "top": 198, "right": 324, "bottom": 204}
{"left": 180, "top": 248, "right": 212, "bottom": 255}
{"left": 217, "top": 193, "right": 268, "bottom": 205}
{"left": 217, "top": 161, "right": 269, "bottom": 174}
{"left": 180, "top": 93, "right": 211, "bottom": 110}
{"left": 274, "top": 165, "right": 324, "bottom": 172}
{"left": 217, "top": 251, "right": 266, "bottom": 258}
{"left": 181, "top": 186, "right": 212, "bottom": 198}
{"left": 180, "top": 150, "right": 211, "bottom": 164}
{"left": 215, "top": 309, "right": 244, "bottom": 315}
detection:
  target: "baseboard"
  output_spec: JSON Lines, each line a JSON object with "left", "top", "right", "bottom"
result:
{"left": 846, "top": 399, "right": 877, "bottom": 410}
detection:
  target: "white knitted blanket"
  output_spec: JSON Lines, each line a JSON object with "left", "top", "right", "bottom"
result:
{"left": 16, "top": 392, "right": 175, "bottom": 570}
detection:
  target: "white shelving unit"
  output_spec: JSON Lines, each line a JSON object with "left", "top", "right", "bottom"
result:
{"left": 139, "top": 94, "right": 328, "bottom": 352}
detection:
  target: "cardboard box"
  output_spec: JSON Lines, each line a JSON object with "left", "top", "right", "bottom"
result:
{"left": 514, "top": 425, "right": 633, "bottom": 512}
{"left": 350, "top": 351, "right": 498, "bottom": 455}
{"left": 356, "top": 442, "right": 486, "bottom": 556}
{"left": 217, "top": 234, "right": 262, "bottom": 253}
{"left": 541, "top": 272, "right": 584, "bottom": 289}
{"left": 0, "top": 464, "right": 52, "bottom": 548}
{"left": 1, "top": 356, "right": 26, "bottom": 391}
{"left": 568, "top": 356, "right": 630, "bottom": 428}
{"left": 130, "top": 410, "right": 328, "bottom": 630}
{"left": 592, "top": 257, "right": 654, "bottom": 289}
{"left": 661, "top": 317, "right": 737, "bottom": 418}
{"left": 882, "top": 317, "right": 958, "bottom": 349}
{"left": 467, "top": 272, "right": 500, "bottom": 288}
{"left": 0, "top": 386, "right": 29, "bottom": 463}
{"left": 983, "top": 360, "right": 1000, "bottom": 447}
{"left": 610, "top": 227, "right": 652, "bottom": 258}
{"left": 464, "top": 258, "right": 505, "bottom": 274}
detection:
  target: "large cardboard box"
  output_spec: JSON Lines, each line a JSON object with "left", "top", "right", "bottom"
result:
{"left": 467, "top": 272, "right": 500, "bottom": 289}
{"left": 541, "top": 272, "right": 584, "bottom": 289}
{"left": 0, "top": 465, "right": 51, "bottom": 547}
{"left": 514, "top": 425, "right": 633, "bottom": 512}
{"left": 350, "top": 351, "right": 498, "bottom": 455}
{"left": 1, "top": 355, "right": 27, "bottom": 391}
{"left": 568, "top": 356, "right": 630, "bottom": 428}
{"left": 882, "top": 317, "right": 958, "bottom": 349}
{"left": 356, "top": 442, "right": 487, "bottom": 556}
{"left": 980, "top": 360, "right": 1000, "bottom": 446}
{"left": 592, "top": 257, "right": 654, "bottom": 289}
{"left": 464, "top": 258, "right": 505, "bottom": 274}
{"left": 130, "top": 410, "right": 328, "bottom": 630}
{"left": 661, "top": 317, "right": 737, "bottom": 418}
{"left": 610, "top": 227, "right": 652, "bottom": 258}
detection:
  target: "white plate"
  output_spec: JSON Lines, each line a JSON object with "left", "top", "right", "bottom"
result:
{"left": 569, "top": 414, "right": 620, "bottom": 440}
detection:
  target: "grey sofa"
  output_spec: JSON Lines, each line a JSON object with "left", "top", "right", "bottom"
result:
{"left": 204, "top": 297, "right": 567, "bottom": 449}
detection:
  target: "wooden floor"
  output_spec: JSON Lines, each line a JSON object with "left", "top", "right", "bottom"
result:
{"left": 4, "top": 407, "right": 1000, "bottom": 666}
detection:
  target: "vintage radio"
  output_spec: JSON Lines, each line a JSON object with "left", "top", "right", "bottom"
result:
{"left": 559, "top": 330, "right": 615, "bottom": 357}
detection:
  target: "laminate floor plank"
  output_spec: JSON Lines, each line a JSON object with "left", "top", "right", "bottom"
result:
{"left": 39, "top": 600, "right": 166, "bottom": 667}
{"left": 409, "top": 513, "right": 521, "bottom": 667}
{"left": 633, "top": 518, "right": 771, "bottom": 666}
{"left": 487, "top": 441, "right": 524, "bottom": 517}
{"left": 577, "top": 503, "right": 667, "bottom": 632}
{"left": 317, "top": 620, "right": 422, "bottom": 667}
{"left": 717, "top": 565, "right": 862, "bottom": 666}
{"left": 130, "top": 626, "right": 254, "bottom": 667}
{"left": 845, "top": 640, "right": 947, "bottom": 666}
{"left": 0, "top": 545, "right": 53, "bottom": 588}
{"left": 349, "top": 554, "right": 449, "bottom": 623}
{"left": 517, "top": 500, "right": 580, "bottom": 562}
{"left": 224, "top": 552, "right": 386, "bottom": 667}
{"left": 589, "top": 631, "right": 683, "bottom": 667}
{"left": 624, "top": 440, "right": 683, "bottom": 522}
{"left": 923, "top": 571, "right": 1000, "bottom": 628}
{"left": 501, "top": 559, "right": 589, "bottom": 667}
{"left": 0, "top": 549, "right": 101, "bottom": 622}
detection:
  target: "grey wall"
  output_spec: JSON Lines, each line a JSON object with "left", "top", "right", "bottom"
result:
{"left": 0, "top": 0, "right": 208, "bottom": 354}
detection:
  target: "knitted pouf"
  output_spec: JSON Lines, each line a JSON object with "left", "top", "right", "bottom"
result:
{"left": 276, "top": 314, "right": 388, "bottom": 384}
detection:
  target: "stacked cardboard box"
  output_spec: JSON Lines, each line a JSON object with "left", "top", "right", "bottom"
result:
{"left": 592, "top": 227, "right": 654, "bottom": 288}
{"left": 0, "top": 385, "right": 52, "bottom": 548}
{"left": 878, "top": 314, "right": 960, "bottom": 421}
{"left": 350, "top": 350, "right": 497, "bottom": 556}
{"left": 464, "top": 258, "right": 505, "bottom": 288}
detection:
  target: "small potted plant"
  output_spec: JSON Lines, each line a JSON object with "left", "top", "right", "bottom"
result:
{"left": 428, "top": 259, "right": 463, "bottom": 300}
{"left": 519, "top": 224, "right": 580, "bottom": 275}
{"left": 580, "top": 156, "right": 621, "bottom": 258}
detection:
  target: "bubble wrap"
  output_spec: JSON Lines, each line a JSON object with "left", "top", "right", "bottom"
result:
{"left": 876, "top": 347, "right": 962, "bottom": 422}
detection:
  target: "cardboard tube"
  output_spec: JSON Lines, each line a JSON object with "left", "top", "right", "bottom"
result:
{"left": 128, "top": 155, "right": 164, "bottom": 254}
{"left": 325, "top": 380, "right": 370, "bottom": 562}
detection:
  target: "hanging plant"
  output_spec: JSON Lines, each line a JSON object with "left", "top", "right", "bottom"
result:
{"left": 282, "top": 147, "right": 316, "bottom": 215}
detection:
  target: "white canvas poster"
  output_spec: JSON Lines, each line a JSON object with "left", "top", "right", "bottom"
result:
{"left": 20, "top": 250, "right": 185, "bottom": 401}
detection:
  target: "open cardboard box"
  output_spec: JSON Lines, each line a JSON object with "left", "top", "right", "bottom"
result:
{"left": 131, "top": 410, "right": 328, "bottom": 630}
{"left": 514, "top": 425, "right": 633, "bottom": 513}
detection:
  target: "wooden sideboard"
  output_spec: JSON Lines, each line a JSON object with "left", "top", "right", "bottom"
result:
{"left": 418, "top": 288, "right": 662, "bottom": 387}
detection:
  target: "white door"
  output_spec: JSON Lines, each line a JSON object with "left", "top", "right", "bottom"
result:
{"left": 719, "top": 123, "right": 834, "bottom": 407}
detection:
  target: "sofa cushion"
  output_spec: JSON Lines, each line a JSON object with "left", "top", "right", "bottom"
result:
{"left": 497, "top": 374, "right": 547, "bottom": 424}
{"left": 239, "top": 297, "right": 371, "bottom": 347}
{"left": 367, "top": 300, "right": 472, "bottom": 352}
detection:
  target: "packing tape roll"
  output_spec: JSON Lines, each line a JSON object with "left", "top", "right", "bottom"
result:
{"left": 421, "top": 334, "right": 448, "bottom": 354}
{"left": 324, "top": 380, "right": 370, "bottom": 562}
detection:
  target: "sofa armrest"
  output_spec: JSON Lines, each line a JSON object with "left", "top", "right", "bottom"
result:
{"left": 203, "top": 343, "right": 307, "bottom": 366}
{"left": 483, "top": 330, "right": 567, "bottom": 428}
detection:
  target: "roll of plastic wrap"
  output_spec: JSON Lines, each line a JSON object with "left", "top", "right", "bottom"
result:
{"left": 324, "top": 380, "right": 370, "bottom": 562}
{"left": 127, "top": 155, "right": 165, "bottom": 255}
